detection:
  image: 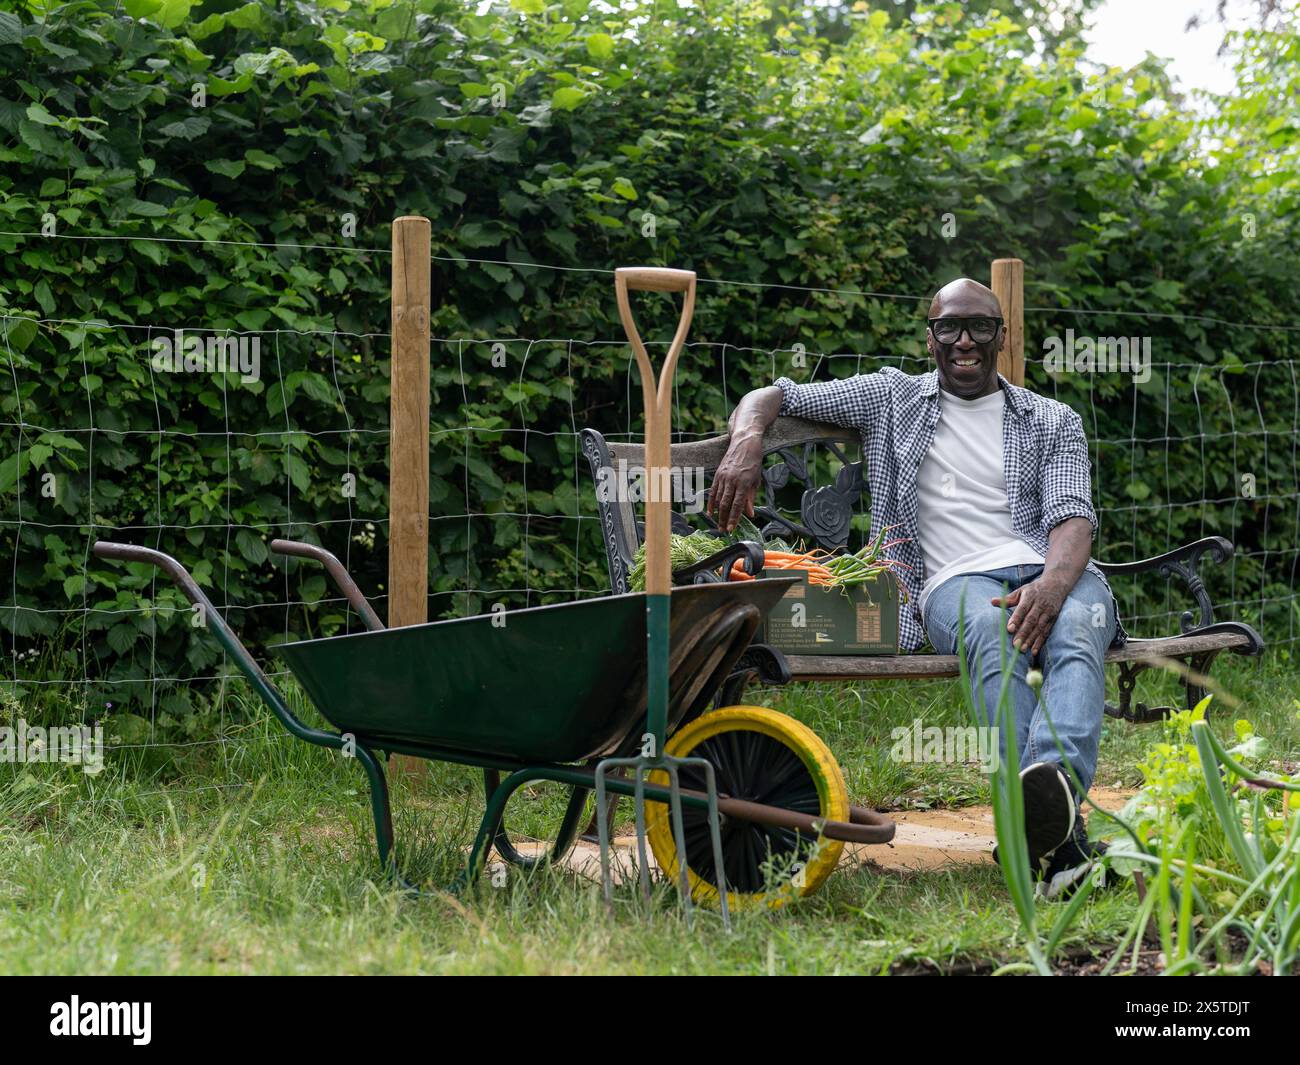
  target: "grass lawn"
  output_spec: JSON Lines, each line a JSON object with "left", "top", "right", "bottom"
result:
{"left": 1, "top": 649, "right": 1295, "bottom": 975}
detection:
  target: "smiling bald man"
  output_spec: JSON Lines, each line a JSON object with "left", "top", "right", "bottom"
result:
{"left": 708, "top": 278, "right": 1128, "bottom": 899}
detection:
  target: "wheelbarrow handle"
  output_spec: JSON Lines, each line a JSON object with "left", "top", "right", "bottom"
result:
{"left": 92, "top": 541, "right": 210, "bottom": 609}
{"left": 270, "top": 539, "right": 385, "bottom": 632}
{"left": 91, "top": 540, "right": 342, "bottom": 751}
{"left": 641, "top": 784, "right": 897, "bottom": 846}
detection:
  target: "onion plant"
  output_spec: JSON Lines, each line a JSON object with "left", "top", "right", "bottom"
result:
{"left": 958, "top": 583, "right": 1300, "bottom": 975}
{"left": 952, "top": 590, "right": 1101, "bottom": 977}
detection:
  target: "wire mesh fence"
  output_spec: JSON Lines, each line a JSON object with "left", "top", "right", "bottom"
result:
{"left": 2, "top": 229, "right": 1297, "bottom": 749}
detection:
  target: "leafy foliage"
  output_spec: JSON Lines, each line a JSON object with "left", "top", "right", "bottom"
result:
{"left": 1, "top": 0, "right": 1297, "bottom": 716}
{"left": 1094, "top": 700, "right": 1300, "bottom": 974}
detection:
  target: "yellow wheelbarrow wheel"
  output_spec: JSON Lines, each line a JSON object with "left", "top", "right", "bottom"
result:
{"left": 646, "top": 705, "right": 849, "bottom": 911}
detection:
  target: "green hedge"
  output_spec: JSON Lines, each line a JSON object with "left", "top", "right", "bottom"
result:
{"left": 1, "top": 0, "right": 1297, "bottom": 720}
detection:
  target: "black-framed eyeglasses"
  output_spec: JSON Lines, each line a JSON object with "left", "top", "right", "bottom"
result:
{"left": 927, "top": 316, "right": 1003, "bottom": 345}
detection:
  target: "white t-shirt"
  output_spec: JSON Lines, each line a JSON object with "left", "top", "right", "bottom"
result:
{"left": 916, "top": 387, "right": 1045, "bottom": 618}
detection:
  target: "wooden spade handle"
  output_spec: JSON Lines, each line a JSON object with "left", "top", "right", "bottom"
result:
{"left": 614, "top": 266, "right": 698, "bottom": 596}
{"left": 616, "top": 267, "right": 696, "bottom": 293}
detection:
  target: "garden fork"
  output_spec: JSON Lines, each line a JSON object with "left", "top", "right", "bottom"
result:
{"left": 593, "top": 266, "right": 731, "bottom": 931}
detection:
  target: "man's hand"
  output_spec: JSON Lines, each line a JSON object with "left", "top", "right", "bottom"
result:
{"left": 708, "top": 385, "right": 783, "bottom": 532}
{"left": 991, "top": 574, "right": 1070, "bottom": 658}
{"left": 993, "top": 516, "right": 1094, "bottom": 658}
{"left": 708, "top": 438, "right": 763, "bottom": 532}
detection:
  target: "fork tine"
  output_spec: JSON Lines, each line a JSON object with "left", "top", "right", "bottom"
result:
{"left": 695, "top": 757, "right": 732, "bottom": 932}
{"left": 632, "top": 764, "right": 652, "bottom": 903}
{"left": 665, "top": 760, "right": 694, "bottom": 927}
{"left": 594, "top": 760, "right": 615, "bottom": 909}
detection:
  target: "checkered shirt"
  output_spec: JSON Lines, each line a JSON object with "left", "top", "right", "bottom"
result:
{"left": 773, "top": 368, "right": 1127, "bottom": 652}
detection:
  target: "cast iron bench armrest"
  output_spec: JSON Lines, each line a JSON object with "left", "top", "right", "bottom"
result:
{"left": 1093, "top": 535, "right": 1246, "bottom": 636}
{"left": 671, "top": 540, "right": 765, "bottom": 585}
{"left": 1094, "top": 534, "right": 1232, "bottom": 579}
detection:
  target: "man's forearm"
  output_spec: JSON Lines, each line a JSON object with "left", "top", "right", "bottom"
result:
{"left": 709, "top": 386, "right": 784, "bottom": 529}
{"left": 1041, "top": 517, "right": 1093, "bottom": 592}
{"left": 727, "top": 385, "right": 783, "bottom": 446}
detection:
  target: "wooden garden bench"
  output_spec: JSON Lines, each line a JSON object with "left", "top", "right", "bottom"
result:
{"left": 582, "top": 417, "right": 1264, "bottom": 723}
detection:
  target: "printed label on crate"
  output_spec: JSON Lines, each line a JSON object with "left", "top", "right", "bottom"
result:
{"left": 855, "top": 602, "right": 882, "bottom": 643}
{"left": 757, "top": 569, "right": 900, "bottom": 656}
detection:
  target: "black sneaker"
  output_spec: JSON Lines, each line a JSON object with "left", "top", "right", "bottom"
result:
{"left": 992, "top": 762, "right": 1076, "bottom": 879}
{"left": 1040, "top": 817, "right": 1110, "bottom": 900}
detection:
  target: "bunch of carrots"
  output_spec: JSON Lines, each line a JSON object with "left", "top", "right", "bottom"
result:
{"left": 628, "top": 526, "right": 912, "bottom": 595}
{"left": 728, "top": 525, "right": 912, "bottom": 593}
{"left": 729, "top": 548, "right": 835, "bottom": 584}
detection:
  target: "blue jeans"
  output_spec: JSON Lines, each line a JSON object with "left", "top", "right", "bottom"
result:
{"left": 923, "top": 565, "right": 1117, "bottom": 797}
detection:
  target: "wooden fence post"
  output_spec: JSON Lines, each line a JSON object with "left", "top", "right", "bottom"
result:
{"left": 389, "top": 215, "right": 431, "bottom": 777}
{"left": 991, "top": 257, "right": 1025, "bottom": 386}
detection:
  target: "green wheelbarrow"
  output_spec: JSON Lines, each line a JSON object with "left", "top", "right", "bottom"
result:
{"left": 91, "top": 537, "right": 893, "bottom": 911}
{"left": 91, "top": 265, "right": 894, "bottom": 916}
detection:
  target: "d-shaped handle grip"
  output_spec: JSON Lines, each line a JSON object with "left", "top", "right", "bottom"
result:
{"left": 613, "top": 266, "right": 697, "bottom": 599}
{"left": 615, "top": 267, "right": 695, "bottom": 293}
